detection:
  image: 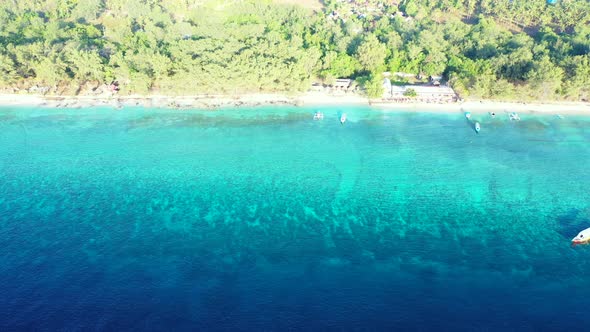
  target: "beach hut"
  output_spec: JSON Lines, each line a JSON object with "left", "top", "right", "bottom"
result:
{"left": 430, "top": 75, "right": 443, "bottom": 86}
{"left": 333, "top": 79, "right": 352, "bottom": 90}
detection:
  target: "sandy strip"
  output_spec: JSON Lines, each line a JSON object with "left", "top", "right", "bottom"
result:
{"left": 372, "top": 100, "right": 590, "bottom": 115}
{"left": 0, "top": 93, "right": 589, "bottom": 115}
{"left": 0, "top": 93, "right": 299, "bottom": 109}
{"left": 0, "top": 94, "right": 46, "bottom": 106}
{"left": 297, "top": 92, "right": 369, "bottom": 106}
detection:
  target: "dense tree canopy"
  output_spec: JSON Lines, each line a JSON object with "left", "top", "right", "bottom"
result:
{"left": 0, "top": 0, "right": 321, "bottom": 95}
{"left": 0, "top": 0, "right": 589, "bottom": 101}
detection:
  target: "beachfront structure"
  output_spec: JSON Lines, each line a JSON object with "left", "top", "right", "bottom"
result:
{"left": 333, "top": 79, "right": 353, "bottom": 90}
{"left": 381, "top": 84, "right": 458, "bottom": 103}
{"left": 430, "top": 75, "right": 443, "bottom": 85}
{"left": 309, "top": 78, "right": 355, "bottom": 94}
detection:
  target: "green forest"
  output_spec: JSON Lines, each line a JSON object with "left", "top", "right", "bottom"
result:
{"left": 0, "top": 0, "right": 589, "bottom": 100}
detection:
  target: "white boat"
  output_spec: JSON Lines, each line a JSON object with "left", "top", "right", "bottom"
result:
{"left": 572, "top": 228, "right": 590, "bottom": 246}
{"left": 509, "top": 112, "right": 520, "bottom": 121}
{"left": 340, "top": 113, "right": 347, "bottom": 124}
{"left": 313, "top": 112, "right": 324, "bottom": 120}
{"left": 474, "top": 122, "right": 481, "bottom": 133}
{"left": 465, "top": 111, "right": 471, "bottom": 119}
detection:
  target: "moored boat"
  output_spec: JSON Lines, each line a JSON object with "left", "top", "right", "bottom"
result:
{"left": 474, "top": 121, "right": 481, "bottom": 133}
{"left": 572, "top": 228, "right": 590, "bottom": 246}
{"left": 340, "top": 113, "right": 347, "bottom": 124}
{"left": 509, "top": 112, "right": 521, "bottom": 121}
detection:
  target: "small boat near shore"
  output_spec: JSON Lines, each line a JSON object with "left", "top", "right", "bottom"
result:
{"left": 509, "top": 112, "right": 521, "bottom": 121}
{"left": 313, "top": 111, "right": 324, "bottom": 120}
{"left": 465, "top": 111, "right": 471, "bottom": 119}
{"left": 474, "top": 122, "right": 481, "bottom": 133}
{"left": 340, "top": 113, "right": 347, "bottom": 124}
{"left": 572, "top": 228, "right": 590, "bottom": 246}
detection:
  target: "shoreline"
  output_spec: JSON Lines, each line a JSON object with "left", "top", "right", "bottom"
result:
{"left": 0, "top": 93, "right": 589, "bottom": 115}
{"left": 372, "top": 100, "right": 590, "bottom": 115}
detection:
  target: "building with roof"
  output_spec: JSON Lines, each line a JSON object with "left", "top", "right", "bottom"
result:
{"left": 380, "top": 84, "right": 457, "bottom": 103}
{"left": 333, "top": 79, "right": 353, "bottom": 90}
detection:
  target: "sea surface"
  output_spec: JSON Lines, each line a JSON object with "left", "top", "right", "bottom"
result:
{"left": 1, "top": 105, "right": 589, "bottom": 331}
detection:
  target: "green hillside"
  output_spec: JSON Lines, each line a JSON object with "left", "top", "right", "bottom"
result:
{"left": 0, "top": 0, "right": 588, "bottom": 100}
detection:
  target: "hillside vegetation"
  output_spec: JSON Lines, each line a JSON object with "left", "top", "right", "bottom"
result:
{"left": 0, "top": 0, "right": 589, "bottom": 101}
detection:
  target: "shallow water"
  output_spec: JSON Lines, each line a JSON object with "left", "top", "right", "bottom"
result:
{"left": 1, "top": 106, "right": 589, "bottom": 330}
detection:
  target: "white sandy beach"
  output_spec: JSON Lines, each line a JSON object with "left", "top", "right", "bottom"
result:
{"left": 0, "top": 92, "right": 589, "bottom": 115}
{"left": 0, "top": 93, "right": 297, "bottom": 109}
{"left": 372, "top": 100, "right": 590, "bottom": 115}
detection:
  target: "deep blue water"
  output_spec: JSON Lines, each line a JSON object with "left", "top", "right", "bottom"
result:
{"left": 1, "top": 106, "right": 590, "bottom": 331}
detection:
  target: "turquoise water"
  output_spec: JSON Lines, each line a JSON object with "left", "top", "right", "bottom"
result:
{"left": 1, "top": 105, "right": 589, "bottom": 330}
